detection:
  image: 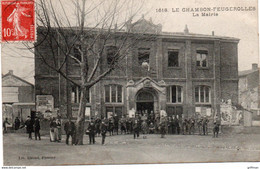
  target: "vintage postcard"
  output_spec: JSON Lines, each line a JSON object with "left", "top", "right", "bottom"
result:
{"left": 0, "top": 0, "right": 259, "bottom": 168}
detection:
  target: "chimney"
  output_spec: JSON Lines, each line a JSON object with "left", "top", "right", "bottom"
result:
{"left": 8, "top": 70, "right": 13, "bottom": 75}
{"left": 252, "top": 63, "right": 258, "bottom": 70}
{"left": 212, "top": 31, "right": 214, "bottom": 36}
{"left": 184, "top": 24, "right": 189, "bottom": 34}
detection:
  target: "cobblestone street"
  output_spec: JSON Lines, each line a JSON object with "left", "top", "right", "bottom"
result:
{"left": 3, "top": 132, "right": 260, "bottom": 166}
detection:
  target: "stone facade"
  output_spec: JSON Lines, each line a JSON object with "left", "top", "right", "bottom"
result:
{"left": 238, "top": 64, "right": 259, "bottom": 109}
{"left": 35, "top": 17, "right": 239, "bottom": 120}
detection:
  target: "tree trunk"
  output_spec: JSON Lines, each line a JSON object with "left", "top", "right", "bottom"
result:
{"left": 75, "top": 87, "right": 87, "bottom": 145}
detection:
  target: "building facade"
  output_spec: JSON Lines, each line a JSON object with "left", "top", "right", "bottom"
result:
{"left": 238, "top": 63, "right": 259, "bottom": 110}
{"left": 238, "top": 64, "right": 260, "bottom": 126}
{"left": 35, "top": 17, "right": 239, "bottom": 120}
{"left": 2, "top": 70, "right": 35, "bottom": 123}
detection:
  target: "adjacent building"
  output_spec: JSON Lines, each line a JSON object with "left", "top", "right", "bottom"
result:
{"left": 35, "top": 17, "right": 239, "bottom": 121}
{"left": 239, "top": 64, "right": 260, "bottom": 126}
{"left": 2, "top": 70, "right": 35, "bottom": 123}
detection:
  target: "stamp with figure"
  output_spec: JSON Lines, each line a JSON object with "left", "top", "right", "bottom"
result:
{"left": 1, "top": 0, "right": 35, "bottom": 42}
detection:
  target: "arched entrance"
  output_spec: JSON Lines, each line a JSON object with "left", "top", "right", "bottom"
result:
{"left": 135, "top": 88, "right": 158, "bottom": 116}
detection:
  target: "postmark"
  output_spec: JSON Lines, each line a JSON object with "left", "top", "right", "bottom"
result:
{"left": 1, "top": 0, "right": 35, "bottom": 42}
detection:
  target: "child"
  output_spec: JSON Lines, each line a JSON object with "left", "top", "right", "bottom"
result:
{"left": 213, "top": 122, "right": 220, "bottom": 138}
{"left": 100, "top": 121, "right": 107, "bottom": 145}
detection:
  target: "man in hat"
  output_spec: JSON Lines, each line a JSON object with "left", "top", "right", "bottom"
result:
{"left": 25, "top": 116, "right": 33, "bottom": 139}
{"left": 3, "top": 118, "right": 10, "bottom": 133}
{"left": 14, "top": 117, "right": 20, "bottom": 130}
{"left": 64, "top": 118, "right": 76, "bottom": 145}
{"left": 34, "top": 117, "right": 41, "bottom": 140}
{"left": 133, "top": 120, "right": 140, "bottom": 139}
{"left": 87, "top": 121, "right": 96, "bottom": 144}
{"left": 100, "top": 121, "right": 107, "bottom": 145}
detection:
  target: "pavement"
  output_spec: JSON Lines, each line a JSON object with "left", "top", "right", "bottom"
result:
{"left": 3, "top": 132, "right": 260, "bottom": 166}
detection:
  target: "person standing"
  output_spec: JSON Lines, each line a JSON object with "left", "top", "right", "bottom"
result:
{"left": 64, "top": 118, "right": 76, "bottom": 145}
{"left": 25, "top": 116, "right": 33, "bottom": 139}
{"left": 202, "top": 116, "right": 209, "bottom": 135}
{"left": 56, "top": 118, "right": 62, "bottom": 142}
{"left": 197, "top": 117, "right": 203, "bottom": 135}
{"left": 168, "top": 116, "right": 173, "bottom": 134}
{"left": 141, "top": 120, "right": 148, "bottom": 139}
{"left": 113, "top": 115, "right": 119, "bottom": 135}
{"left": 49, "top": 117, "right": 57, "bottom": 142}
{"left": 100, "top": 121, "right": 107, "bottom": 145}
{"left": 189, "top": 118, "right": 195, "bottom": 135}
{"left": 34, "top": 117, "right": 41, "bottom": 140}
{"left": 14, "top": 117, "right": 20, "bottom": 130}
{"left": 133, "top": 120, "right": 140, "bottom": 139}
{"left": 175, "top": 115, "right": 180, "bottom": 135}
{"left": 87, "top": 122, "right": 96, "bottom": 144}
{"left": 213, "top": 122, "right": 220, "bottom": 138}
{"left": 3, "top": 118, "right": 10, "bottom": 134}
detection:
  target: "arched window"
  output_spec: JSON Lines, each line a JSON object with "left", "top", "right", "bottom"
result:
{"left": 167, "top": 85, "right": 183, "bottom": 103}
{"left": 195, "top": 86, "right": 210, "bottom": 103}
{"left": 104, "top": 84, "right": 123, "bottom": 103}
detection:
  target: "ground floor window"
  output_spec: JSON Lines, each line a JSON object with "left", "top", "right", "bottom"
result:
{"left": 105, "top": 106, "right": 123, "bottom": 118}
{"left": 195, "top": 85, "right": 210, "bottom": 103}
{"left": 167, "top": 85, "right": 183, "bottom": 103}
{"left": 105, "top": 85, "right": 123, "bottom": 103}
{"left": 166, "top": 106, "right": 183, "bottom": 118}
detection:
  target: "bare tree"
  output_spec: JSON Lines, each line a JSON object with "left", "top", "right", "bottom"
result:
{"left": 23, "top": 0, "right": 158, "bottom": 145}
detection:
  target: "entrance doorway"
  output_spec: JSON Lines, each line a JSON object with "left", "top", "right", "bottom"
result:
{"left": 136, "top": 89, "right": 155, "bottom": 116}
{"left": 136, "top": 102, "right": 154, "bottom": 116}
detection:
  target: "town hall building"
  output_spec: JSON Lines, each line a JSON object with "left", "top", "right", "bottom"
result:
{"left": 35, "top": 16, "right": 239, "bottom": 120}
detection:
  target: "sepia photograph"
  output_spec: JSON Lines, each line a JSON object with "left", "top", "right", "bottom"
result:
{"left": 0, "top": 0, "right": 259, "bottom": 167}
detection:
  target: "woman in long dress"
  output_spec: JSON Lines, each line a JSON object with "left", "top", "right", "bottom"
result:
{"left": 49, "top": 118, "right": 57, "bottom": 142}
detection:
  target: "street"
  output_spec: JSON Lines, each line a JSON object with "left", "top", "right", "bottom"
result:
{"left": 3, "top": 132, "right": 260, "bottom": 166}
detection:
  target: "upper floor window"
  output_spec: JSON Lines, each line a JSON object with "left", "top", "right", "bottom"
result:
{"left": 196, "top": 50, "right": 208, "bottom": 67}
{"left": 73, "top": 45, "right": 82, "bottom": 62}
{"left": 138, "top": 48, "right": 150, "bottom": 65}
{"left": 168, "top": 49, "right": 179, "bottom": 67}
{"left": 167, "top": 85, "right": 183, "bottom": 103}
{"left": 71, "top": 85, "right": 90, "bottom": 103}
{"left": 195, "top": 86, "right": 210, "bottom": 103}
{"left": 106, "top": 46, "right": 119, "bottom": 65}
{"left": 105, "top": 85, "right": 123, "bottom": 103}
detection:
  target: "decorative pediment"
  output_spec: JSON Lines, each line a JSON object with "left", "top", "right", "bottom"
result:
{"left": 127, "top": 77, "right": 166, "bottom": 94}
{"left": 126, "top": 15, "right": 162, "bottom": 34}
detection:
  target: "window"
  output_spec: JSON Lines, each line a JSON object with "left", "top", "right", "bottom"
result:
{"left": 196, "top": 50, "right": 208, "bottom": 67}
{"left": 71, "top": 86, "right": 90, "bottom": 103}
{"left": 106, "top": 46, "right": 118, "bottom": 65}
{"left": 138, "top": 48, "right": 150, "bottom": 65}
{"left": 104, "top": 85, "right": 123, "bottom": 103}
{"left": 73, "top": 45, "right": 82, "bottom": 62}
{"left": 167, "top": 85, "right": 183, "bottom": 103}
{"left": 168, "top": 49, "right": 179, "bottom": 67}
{"left": 195, "top": 86, "right": 210, "bottom": 103}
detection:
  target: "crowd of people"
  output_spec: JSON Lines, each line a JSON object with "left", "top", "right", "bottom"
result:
{"left": 3, "top": 112, "right": 221, "bottom": 146}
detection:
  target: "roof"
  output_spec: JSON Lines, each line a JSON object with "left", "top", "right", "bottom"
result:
{"left": 239, "top": 69, "right": 258, "bottom": 77}
{"left": 161, "top": 31, "right": 239, "bottom": 41}
{"left": 37, "top": 16, "right": 240, "bottom": 43}
{"left": 2, "top": 71, "right": 34, "bottom": 87}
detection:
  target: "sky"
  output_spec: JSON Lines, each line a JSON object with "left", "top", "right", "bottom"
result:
{"left": 0, "top": 0, "right": 259, "bottom": 84}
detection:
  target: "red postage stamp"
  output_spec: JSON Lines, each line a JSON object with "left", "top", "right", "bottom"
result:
{"left": 1, "top": 0, "right": 35, "bottom": 42}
